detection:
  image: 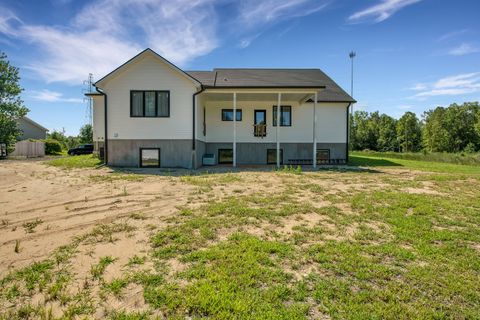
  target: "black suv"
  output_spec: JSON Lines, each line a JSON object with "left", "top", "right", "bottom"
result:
{"left": 68, "top": 144, "right": 94, "bottom": 155}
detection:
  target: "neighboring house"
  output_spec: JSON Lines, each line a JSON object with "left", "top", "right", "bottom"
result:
{"left": 17, "top": 117, "right": 48, "bottom": 140}
{"left": 86, "top": 48, "right": 355, "bottom": 169}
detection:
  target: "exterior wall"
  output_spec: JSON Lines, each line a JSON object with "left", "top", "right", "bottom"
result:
{"left": 17, "top": 118, "right": 47, "bottom": 140}
{"left": 99, "top": 53, "right": 198, "bottom": 141}
{"left": 203, "top": 100, "right": 348, "bottom": 144}
{"left": 196, "top": 94, "right": 206, "bottom": 142}
{"left": 205, "top": 142, "right": 346, "bottom": 165}
{"left": 195, "top": 140, "right": 206, "bottom": 168}
{"left": 108, "top": 139, "right": 193, "bottom": 168}
{"left": 92, "top": 95, "right": 105, "bottom": 144}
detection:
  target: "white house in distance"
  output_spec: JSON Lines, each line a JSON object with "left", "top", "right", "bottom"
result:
{"left": 86, "top": 48, "right": 355, "bottom": 169}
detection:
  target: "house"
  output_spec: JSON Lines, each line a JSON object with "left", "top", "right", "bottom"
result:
{"left": 86, "top": 48, "right": 355, "bottom": 169}
{"left": 17, "top": 117, "right": 48, "bottom": 140}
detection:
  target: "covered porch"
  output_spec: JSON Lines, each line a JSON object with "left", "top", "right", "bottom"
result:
{"left": 196, "top": 88, "right": 341, "bottom": 168}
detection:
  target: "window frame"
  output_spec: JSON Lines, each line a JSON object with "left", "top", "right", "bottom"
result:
{"left": 218, "top": 149, "right": 233, "bottom": 164}
{"left": 130, "top": 90, "right": 170, "bottom": 118}
{"left": 221, "top": 109, "right": 242, "bottom": 121}
{"left": 139, "top": 148, "right": 161, "bottom": 168}
{"left": 267, "top": 149, "right": 283, "bottom": 165}
{"left": 272, "top": 105, "right": 292, "bottom": 127}
{"left": 316, "top": 149, "right": 330, "bottom": 163}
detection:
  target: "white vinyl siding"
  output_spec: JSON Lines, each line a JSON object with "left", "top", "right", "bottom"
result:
{"left": 99, "top": 53, "right": 197, "bottom": 140}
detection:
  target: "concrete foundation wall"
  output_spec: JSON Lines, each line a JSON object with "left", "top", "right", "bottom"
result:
{"left": 106, "top": 139, "right": 346, "bottom": 168}
{"left": 205, "top": 142, "right": 346, "bottom": 165}
{"left": 108, "top": 139, "right": 193, "bottom": 168}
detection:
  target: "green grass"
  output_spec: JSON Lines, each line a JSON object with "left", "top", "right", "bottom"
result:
{"left": 46, "top": 154, "right": 102, "bottom": 169}
{"left": 91, "top": 256, "right": 117, "bottom": 280}
{"left": 2, "top": 156, "right": 480, "bottom": 319}
{"left": 354, "top": 150, "right": 480, "bottom": 166}
{"left": 350, "top": 152, "right": 480, "bottom": 174}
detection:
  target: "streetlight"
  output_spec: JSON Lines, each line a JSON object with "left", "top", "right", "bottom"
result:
{"left": 349, "top": 51, "right": 356, "bottom": 97}
{"left": 348, "top": 51, "right": 356, "bottom": 152}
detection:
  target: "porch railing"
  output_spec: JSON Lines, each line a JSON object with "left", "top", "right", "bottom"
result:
{"left": 253, "top": 124, "right": 267, "bottom": 137}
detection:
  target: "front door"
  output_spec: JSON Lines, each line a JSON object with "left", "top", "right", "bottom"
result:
{"left": 254, "top": 110, "right": 266, "bottom": 137}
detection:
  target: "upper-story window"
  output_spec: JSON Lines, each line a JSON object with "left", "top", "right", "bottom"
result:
{"left": 221, "top": 109, "right": 242, "bottom": 121}
{"left": 272, "top": 105, "right": 292, "bottom": 126}
{"left": 131, "top": 90, "right": 170, "bottom": 117}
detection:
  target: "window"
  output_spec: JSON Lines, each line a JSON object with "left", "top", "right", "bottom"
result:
{"left": 130, "top": 91, "right": 170, "bottom": 117}
{"left": 273, "top": 106, "right": 292, "bottom": 126}
{"left": 267, "top": 149, "right": 283, "bottom": 165}
{"left": 316, "top": 149, "right": 330, "bottom": 163}
{"left": 218, "top": 149, "right": 233, "bottom": 164}
{"left": 222, "top": 109, "right": 242, "bottom": 121}
{"left": 140, "top": 148, "right": 160, "bottom": 167}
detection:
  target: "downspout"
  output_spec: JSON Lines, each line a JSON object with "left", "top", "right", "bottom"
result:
{"left": 192, "top": 86, "right": 204, "bottom": 167}
{"left": 95, "top": 86, "right": 108, "bottom": 165}
{"left": 346, "top": 102, "right": 351, "bottom": 164}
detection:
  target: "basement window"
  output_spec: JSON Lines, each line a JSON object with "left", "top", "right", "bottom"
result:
{"left": 218, "top": 149, "right": 233, "bottom": 164}
{"left": 267, "top": 149, "right": 283, "bottom": 165}
{"left": 316, "top": 149, "right": 330, "bottom": 163}
{"left": 140, "top": 148, "right": 160, "bottom": 167}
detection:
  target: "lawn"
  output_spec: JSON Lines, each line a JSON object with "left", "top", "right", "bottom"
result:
{"left": 46, "top": 154, "right": 102, "bottom": 169}
{"left": 1, "top": 155, "right": 479, "bottom": 319}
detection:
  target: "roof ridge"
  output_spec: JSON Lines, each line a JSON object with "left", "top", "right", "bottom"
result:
{"left": 213, "top": 68, "right": 321, "bottom": 71}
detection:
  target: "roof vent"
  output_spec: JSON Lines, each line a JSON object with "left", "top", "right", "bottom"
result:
{"left": 223, "top": 78, "right": 228, "bottom": 81}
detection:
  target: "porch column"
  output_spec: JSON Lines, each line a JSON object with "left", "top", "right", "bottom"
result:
{"left": 233, "top": 92, "right": 237, "bottom": 167}
{"left": 313, "top": 92, "right": 318, "bottom": 169}
{"left": 276, "top": 93, "right": 281, "bottom": 168}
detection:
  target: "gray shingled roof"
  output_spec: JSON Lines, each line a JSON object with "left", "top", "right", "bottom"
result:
{"left": 185, "top": 69, "right": 355, "bottom": 103}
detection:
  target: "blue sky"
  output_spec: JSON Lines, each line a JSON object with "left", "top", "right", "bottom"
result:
{"left": 1, "top": 0, "right": 479, "bottom": 135}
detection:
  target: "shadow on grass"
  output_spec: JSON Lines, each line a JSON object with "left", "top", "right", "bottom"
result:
{"left": 348, "top": 155, "right": 403, "bottom": 167}
{"left": 108, "top": 161, "right": 388, "bottom": 176}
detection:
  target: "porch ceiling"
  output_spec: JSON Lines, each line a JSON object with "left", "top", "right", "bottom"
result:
{"left": 201, "top": 91, "right": 317, "bottom": 102}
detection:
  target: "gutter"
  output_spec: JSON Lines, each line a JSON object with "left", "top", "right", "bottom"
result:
{"left": 94, "top": 86, "right": 108, "bottom": 165}
{"left": 192, "top": 85, "right": 205, "bottom": 150}
{"left": 346, "top": 102, "right": 352, "bottom": 163}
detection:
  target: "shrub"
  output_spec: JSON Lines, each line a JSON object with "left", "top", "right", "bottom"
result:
{"left": 43, "top": 139, "right": 62, "bottom": 155}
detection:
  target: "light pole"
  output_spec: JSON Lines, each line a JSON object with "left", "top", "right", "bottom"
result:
{"left": 349, "top": 51, "right": 356, "bottom": 98}
{"left": 348, "top": 51, "right": 356, "bottom": 152}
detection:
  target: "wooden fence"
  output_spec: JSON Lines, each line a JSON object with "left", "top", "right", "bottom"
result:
{"left": 10, "top": 140, "right": 45, "bottom": 158}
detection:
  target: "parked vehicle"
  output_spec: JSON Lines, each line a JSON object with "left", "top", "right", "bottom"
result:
{"left": 68, "top": 144, "right": 94, "bottom": 155}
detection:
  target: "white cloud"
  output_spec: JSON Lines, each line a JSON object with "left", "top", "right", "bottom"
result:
{"left": 410, "top": 72, "right": 480, "bottom": 98}
{"left": 348, "top": 0, "right": 422, "bottom": 23}
{"left": 0, "top": 0, "right": 218, "bottom": 84}
{"left": 437, "top": 29, "right": 469, "bottom": 42}
{"left": 0, "top": 0, "right": 329, "bottom": 84}
{"left": 408, "top": 83, "right": 428, "bottom": 91}
{"left": 30, "top": 89, "right": 83, "bottom": 103}
{"left": 397, "top": 105, "right": 412, "bottom": 109}
{"left": 448, "top": 43, "right": 480, "bottom": 56}
{"left": 238, "top": 0, "right": 329, "bottom": 27}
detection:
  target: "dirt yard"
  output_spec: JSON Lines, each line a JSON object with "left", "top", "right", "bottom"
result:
{"left": 0, "top": 157, "right": 479, "bottom": 319}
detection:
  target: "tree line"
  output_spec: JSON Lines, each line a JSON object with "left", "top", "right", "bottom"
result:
{"left": 350, "top": 102, "right": 480, "bottom": 153}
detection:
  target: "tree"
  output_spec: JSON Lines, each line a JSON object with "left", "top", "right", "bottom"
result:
{"left": 351, "top": 111, "right": 378, "bottom": 150}
{"left": 78, "top": 124, "right": 93, "bottom": 144}
{"left": 0, "top": 52, "right": 29, "bottom": 152}
{"left": 397, "top": 112, "right": 422, "bottom": 152}
{"left": 377, "top": 114, "right": 397, "bottom": 151}
{"left": 423, "top": 102, "right": 480, "bottom": 152}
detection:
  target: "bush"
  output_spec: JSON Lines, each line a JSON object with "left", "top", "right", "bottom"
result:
{"left": 43, "top": 139, "right": 62, "bottom": 155}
